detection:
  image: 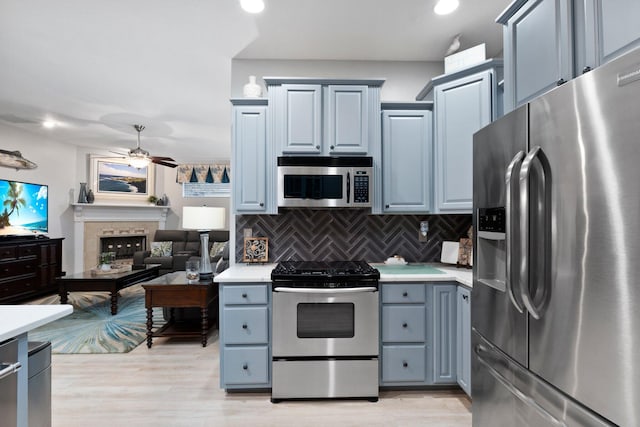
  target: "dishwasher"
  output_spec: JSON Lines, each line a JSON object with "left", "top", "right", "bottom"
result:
{"left": 0, "top": 338, "right": 21, "bottom": 427}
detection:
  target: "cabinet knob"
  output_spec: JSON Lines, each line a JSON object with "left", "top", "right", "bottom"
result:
{"left": 402, "top": 361, "right": 408, "bottom": 368}
{"left": 583, "top": 66, "right": 592, "bottom": 74}
{"left": 463, "top": 294, "right": 469, "bottom": 301}
{"left": 402, "top": 291, "right": 408, "bottom": 297}
{"left": 242, "top": 323, "right": 248, "bottom": 329}
{"left": 385, "top": 204, "right": 390, "bottom": 209}
{"left": 557, "top": 78, "right": 567, "bottom": 86}
{"left": 242, "top": 363, "right": 248, "bottom": 370}
{"left": 242, "top": 293, "right": 247, "bottom": 298}
{"left": 259, "top": 202, "right": 264, "bottom": 207}
{"left": 330, "top": 145, "right": 335, "bottom": 150}
{"left": 315, "top": 145, "right": 320, "bottom": 149}
{"left": 402, "top": 322, "right": 408, "bottom": 328}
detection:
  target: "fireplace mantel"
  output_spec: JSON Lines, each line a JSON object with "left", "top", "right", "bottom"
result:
{"left": 72, "top": 203, "right": 171, "bottom": 272}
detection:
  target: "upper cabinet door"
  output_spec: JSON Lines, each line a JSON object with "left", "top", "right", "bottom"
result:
{"left": 502, "top": 0, "right": 573, "bottom": 111}
{"left": 576, "top": 0, "right": 640, "bottom": 73}
{"left": 434, "top": 71, "right": 492, "bottom": 213}
{"left": 326, "top": 85, "right": 368, "bottom": 154}
{"left": 382, "top": 109, "right": 432, "bottom": 213}
{"left": 233, "top": 105, "right": 267, "bottom": 213}
{"left": 281, "top": 84, "right": 322, "bottom": 154}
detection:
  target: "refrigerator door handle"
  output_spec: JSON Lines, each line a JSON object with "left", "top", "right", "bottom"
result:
{"left": 505, "top": 150, "right": 525, "bottom": 313}
{"left": 519, "top": 146, "right": 551, "bottom": 320}
{"left": 475, "top": 344, "right": 567, "bottom": 427}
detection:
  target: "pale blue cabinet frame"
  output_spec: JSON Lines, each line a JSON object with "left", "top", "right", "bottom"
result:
{"left": 456, "top": 286, "right": 471, "bottom": 396}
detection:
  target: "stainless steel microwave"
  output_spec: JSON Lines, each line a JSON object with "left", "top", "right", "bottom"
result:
{"left": 277, "top": 156, "right": 373, "bottom": 208}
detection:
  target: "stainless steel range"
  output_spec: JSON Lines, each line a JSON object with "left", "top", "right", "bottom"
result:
{"left": 270, "top": 260, "right": 380, "bottom": 403}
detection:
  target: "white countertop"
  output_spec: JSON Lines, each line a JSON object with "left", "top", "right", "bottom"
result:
{"left": 0, "top": 305, "right": 73, "bottom": 342}
{"left": 214, "top": 263, "right": 278, "bottom": 283}
{"left": 214, "top": 262, "right": 472, "bottom": 288}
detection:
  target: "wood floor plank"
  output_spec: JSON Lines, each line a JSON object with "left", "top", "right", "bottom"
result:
{"left": 51, "top": 333, "right": 471, "bottom": 426}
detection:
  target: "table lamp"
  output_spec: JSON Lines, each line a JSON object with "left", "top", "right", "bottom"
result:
{"left": 182, "top": 206, "right": 226, "bottom": 280}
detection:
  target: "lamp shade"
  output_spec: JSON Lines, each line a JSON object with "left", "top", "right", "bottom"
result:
{"left": 182, "top": 206, "right": 226, "bottom": 230}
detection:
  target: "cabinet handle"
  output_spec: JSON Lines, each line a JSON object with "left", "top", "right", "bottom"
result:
{"left": 385, "top": 204, "right": 390, "bottom": 209}
{"left": 556, "top": 78, "right": 566, "bottom": 86}
{"left": 582, "top": 66, "right": 592, "bottom": 74}
{"left": 242, "top": 363, "right": 248, "bottom": 370}
{"left": 463, "top": 294, "right": 469, "bottom": 301}
{"left": 402, "top": 361, "right": 408, "bottom": 368}
{"left": 242, "top": 323, "right": 248, "bottom": 329}
{"left": 402, "top": 322, "right": 408, "bottom": 328}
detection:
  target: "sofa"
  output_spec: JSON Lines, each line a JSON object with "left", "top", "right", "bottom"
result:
{"left": 133, "top": 229, "right": 229, "bottom": 275}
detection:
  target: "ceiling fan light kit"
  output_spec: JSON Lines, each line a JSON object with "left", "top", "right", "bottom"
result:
{"left": 240, "top": 0, "right": 264, "bottom": 14}
{"left": 124, "top": 124, "right": 177, "bottom": 169}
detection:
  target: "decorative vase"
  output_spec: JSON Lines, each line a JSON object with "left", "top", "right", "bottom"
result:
{"left": 243, "top": 75, "right": 262, "bottom": 98}
{"left": 86, "top": 189, "right": 95, "bottom": 204}
{"left": 77, "top": 183, "right": 88, "bottom": 204}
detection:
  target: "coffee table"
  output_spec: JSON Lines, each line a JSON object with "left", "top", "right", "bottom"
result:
{"left": 56, "top": 264, "right": 161, "bottom": 315}
{"left": 142, "top": 272, "right": 218, "bottom": 348}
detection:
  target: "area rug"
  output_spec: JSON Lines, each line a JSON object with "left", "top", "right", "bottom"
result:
{"left": 27, "top": 284, "right": 165, "bottom": 354}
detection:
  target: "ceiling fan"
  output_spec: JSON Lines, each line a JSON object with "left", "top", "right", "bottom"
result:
{"left": 114, "top": 124, "right": 177, "bottom": 168}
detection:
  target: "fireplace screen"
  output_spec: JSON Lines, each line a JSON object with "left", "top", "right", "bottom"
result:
{"left": 100, "top": 236, "right": 146, "bottom": 261}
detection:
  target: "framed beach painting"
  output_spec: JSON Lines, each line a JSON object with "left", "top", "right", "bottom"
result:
{"left": 89, "top": 155, "right": 155, "bottom": 203}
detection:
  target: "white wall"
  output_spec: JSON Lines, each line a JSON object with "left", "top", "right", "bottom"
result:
{"left": 1, "top": 124, "right": 78, "bottom": 274}
{"left": 231, "top": 59, "right": 444, "bottom": 101}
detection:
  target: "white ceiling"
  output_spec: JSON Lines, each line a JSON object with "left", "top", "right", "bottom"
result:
{"left": 0, "top": 0, "right": 510, "bottom": 164}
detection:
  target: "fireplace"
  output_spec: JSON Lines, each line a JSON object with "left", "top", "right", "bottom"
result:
{"left": 100, "top": 235, "right": 146, "bottom": 262}
{"left": 72, "top": 204, "right": 169, "bottom": 272}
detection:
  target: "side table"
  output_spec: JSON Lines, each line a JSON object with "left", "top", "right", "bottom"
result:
{"left": 142, "top": 272, "right": 217, "bottom": 347}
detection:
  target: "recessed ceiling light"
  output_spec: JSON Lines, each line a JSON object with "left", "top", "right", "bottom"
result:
{"left": 434, "top": 0, "right": 459, "bottom": 15}
{"left": 240, "top": 0, "right": 265, "bottom": 14}
{"left": 42, "top": 120, "right": 57, "bottom": 129}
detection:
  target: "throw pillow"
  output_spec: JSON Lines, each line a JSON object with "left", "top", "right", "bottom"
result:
{"left": 150, "top": 241, "right": 173, "bottom": 257}
{"left": 209, "top": 241, "right": 228, "bottom": 258}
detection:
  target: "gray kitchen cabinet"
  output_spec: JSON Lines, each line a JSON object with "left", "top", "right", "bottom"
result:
{"left": 326, "top": 85, "right": 369, "bottom": 154}
{"left": 381, "top": 103, "right": 432, "bottom": 213}
{"left": 433, "top": 69, "right": 495, "bottom": 212}
{"left": 499, "top": 0, "right": 640, "bottom": 113}
{"left": 280, "top": 84, "right": 322, "bottom": 154}
{"left": 380, "top": 283, "right": 432, "bottom": 386}
{"left": 265, "top": 77, "right": 383, "bottom": 157}
{"left": 575, "top": 0, "right": 640, "bottom": 73}
{"left": 432, "top": 284, "right": 456, "bottom": 384}
{"left": 231, "top": 100, "right": 269, "bottom": 214}
{"left": 498, "top": 0, "right": 573, "bottom": 112}
{"left": 219, "top": 283, "right": 271, "bottom": 390}
{"left": 456, "top": 286, "right": 471, "bottom": 396}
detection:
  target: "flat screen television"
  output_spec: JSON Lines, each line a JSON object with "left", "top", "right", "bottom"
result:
{"left": 0, "top": 179, "right": 48, "bottom": 237}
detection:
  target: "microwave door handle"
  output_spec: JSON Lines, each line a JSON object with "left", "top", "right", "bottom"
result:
{"left": 505, "top": 150, "right": 525, "bottom": 313}
{"left": 346, "top": 171, "right": 350, "bottom": 203}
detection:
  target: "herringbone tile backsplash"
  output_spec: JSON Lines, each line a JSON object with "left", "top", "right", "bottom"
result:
{"left": 235, "top": 209, "right": 471, "bottom": 263}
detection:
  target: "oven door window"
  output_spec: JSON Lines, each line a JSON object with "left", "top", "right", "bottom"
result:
{"left": 297, "top": 303, "right": 354, "bottom": 338}
{"left": 283, "top": 175, "right": 343, "bottom": 200}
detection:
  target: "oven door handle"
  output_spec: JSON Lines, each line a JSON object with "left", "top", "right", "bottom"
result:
{"left": 273, "top": 286, "right": 377, "bottom": 294}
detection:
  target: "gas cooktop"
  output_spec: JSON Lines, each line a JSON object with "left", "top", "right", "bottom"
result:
{"left": 271, "top": 260, "right": 380, "bottom": 282}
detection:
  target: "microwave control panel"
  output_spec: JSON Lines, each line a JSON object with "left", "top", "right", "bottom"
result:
{"left": 353, "top": 172, "right": 369, "bottom": 203}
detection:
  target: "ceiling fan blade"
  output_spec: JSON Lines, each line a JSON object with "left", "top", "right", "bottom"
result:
{"left": 150, "top": 156, "right": 175, "bottom": 161}
{"left": 152, "top": 159, "right": 178, "bottom": 168}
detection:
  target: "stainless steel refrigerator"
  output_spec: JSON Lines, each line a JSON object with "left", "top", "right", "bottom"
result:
{"left": 472, "top": 46, "right": 640, "bottom": 427}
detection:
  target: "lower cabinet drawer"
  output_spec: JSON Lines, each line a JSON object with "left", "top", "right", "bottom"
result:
{"left": 381, "top": 345, "right": 426, "bottom": 383}
{"left": 382, "top": 305, "right": 426, "bottom": 343}
{"left": 223, "top": 346, "right": 269, "bottom": 385}
{"left": 223, "top": 307, "right": 269, "bottom": 344}
{"left": 223, "top": 285, "right": 268, "bottom": 305}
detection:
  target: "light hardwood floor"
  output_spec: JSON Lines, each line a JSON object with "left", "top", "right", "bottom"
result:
{"left": 50, "top": 331, "right": 472, "bottom": 427}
